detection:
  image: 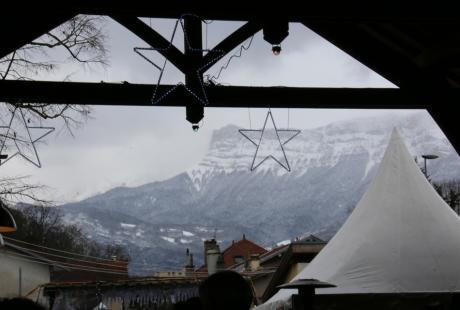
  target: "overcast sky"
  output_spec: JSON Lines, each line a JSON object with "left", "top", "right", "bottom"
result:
{"left": 1, "top": 17, "right": 423, "bottom": 203}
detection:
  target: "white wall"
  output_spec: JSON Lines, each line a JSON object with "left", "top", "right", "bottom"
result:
{"left": 0, "top": 249, "right": 50, "bottom": 298}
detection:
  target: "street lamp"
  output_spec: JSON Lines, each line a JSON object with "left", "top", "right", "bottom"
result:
{"left": 421, "top": 154, "right": 439, "bottom": 178}
{"left": 277, "top": 279, "right": 336, "bottom": 310}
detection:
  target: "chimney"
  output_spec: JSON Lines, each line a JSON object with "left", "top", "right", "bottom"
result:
{"left": 203, "top": 239, "right": 218, "bottom": 267}
{"left": 184, "top": 248, "right": 195, "bottom": 274}
{"left": 249, "top": 254, "right": 260, "bottom": 271}
{"left": 206, "top": 248, "right": 221, "bottom": 275}
{"left": 205, "top": 241, "right": 224, "bottom": 275}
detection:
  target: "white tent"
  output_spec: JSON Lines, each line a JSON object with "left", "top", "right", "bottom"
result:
{"left": 258, "top": 129, "right": 460, "bottom": 309}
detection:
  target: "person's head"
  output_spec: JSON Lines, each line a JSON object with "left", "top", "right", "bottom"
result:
{"left": 0, "top": 297, "right": 46, "bottom": 310}
{"left": 199, "top": 270, "right": 253, "bottom": 310}
{"left": 174, "top": 297, "right": 202, "bottom": 310}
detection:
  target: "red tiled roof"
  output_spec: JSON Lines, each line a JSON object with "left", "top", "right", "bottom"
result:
{"left": 221, "top": 237, "right": 267, "bottom": 268}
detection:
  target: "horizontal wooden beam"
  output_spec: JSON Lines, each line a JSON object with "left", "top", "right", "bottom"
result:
{"left": 302, "top": 22, "right": 449, "bottom": 89}
{"left": 0, "top": 80, "right": 440, "bottom": 108}
{"left": 0, "top": 11, "right": 77, "bottom": 59}
{"left": 0, "top": 80, "right": 458, "bottom": 153}
{"left": 69, "top": 6, "right": 460, "bottom": 23}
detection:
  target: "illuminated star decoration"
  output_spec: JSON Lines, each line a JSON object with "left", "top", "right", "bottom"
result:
{"left": 134, "top": 14, "right": 224, "bottom": 106}
{"left": 239, "top": 110, "right": 300, "bottom": 172}
{"left": 0, "top": 107, "right": 55, "bottom": 168}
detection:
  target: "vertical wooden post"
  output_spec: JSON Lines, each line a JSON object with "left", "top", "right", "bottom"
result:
{"left": 183, "top": 15, "right": 204, "bottom": 125}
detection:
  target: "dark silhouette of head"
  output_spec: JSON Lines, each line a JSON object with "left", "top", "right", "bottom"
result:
{"left": 199, "top": 270, "right": 253, "bottom": 310}
{"left": 0, "top": 297, "right": 46, "bottom": 310}
{"left": 174, "top": 297, "right": 202, "bottom": 310}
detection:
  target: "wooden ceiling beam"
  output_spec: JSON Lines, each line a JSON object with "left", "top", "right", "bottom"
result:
{"left": 0, "top": 11, "right": 77, "bottom": 59}
{"left": 0, "top": 80, "right": 457, "bottom": 152}
{"left": 302, "top": 21, "right": 449, "bottom": 89}
{"left": 0, "top": 80, "right": 448, "bottom": 109}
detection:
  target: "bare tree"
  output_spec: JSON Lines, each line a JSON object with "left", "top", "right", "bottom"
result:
{"left": 0, "top": 15, "right": 107, "bottom": 130}
{"left": 0, "top": 176, "right": 49, "bottom": 204}
{"left": 434, "top": 180, "right": 460, "bottom": 215}
{"left": 6, "top": 203, "right": 130, "bottom": 261}
{"left": 0, "top": 15, "right": 108, "bottom": 203}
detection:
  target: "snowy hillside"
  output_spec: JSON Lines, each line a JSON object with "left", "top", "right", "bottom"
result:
{"left": 60, "top": 112, "right": 460, "bottom": 274}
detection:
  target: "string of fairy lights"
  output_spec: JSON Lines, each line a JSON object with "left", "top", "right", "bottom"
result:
{"left": 134, "top": 14, "right": 224, "bottom": 110}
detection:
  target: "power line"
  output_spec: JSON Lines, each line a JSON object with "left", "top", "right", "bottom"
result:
{"left": 4, "top": 237, "right": 122, "bottom": 262}
{"left": 7, "top": 251, "right": 128, "bottom": 274}
{"left": 3, "top": 237, "right": 173, "bottom": 269}
{"left": 7, "top": 243, "right": 129, "bottom": 269}
{"left": 3, "top": 251, "right": 129, "bottom": 275}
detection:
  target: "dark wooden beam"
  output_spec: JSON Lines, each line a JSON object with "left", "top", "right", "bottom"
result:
{"left": 63, "top": 5, "right": 460, "bottom": 22}
{"left": 0, "top": 80, "right": 457, "bottom": 152}
{"left": 110, "top": 15, "right": 187, "bottom": 73}
{"left": 302, "top": 22, "right": 449, "bottom": 89}
{"left": 0, "top": 80, "right": 446, "bottom": 108}
{"left": 183, "top": 15, "right": 204, "bottom": 123}
{"left": 0, "top": 11, "right": 77, "bottom": 59}
{"left": 183, "top": 16, "right": 203, "bottom": 79}
{"left": 201, "top": 21, "right": 263, "bottom": 73}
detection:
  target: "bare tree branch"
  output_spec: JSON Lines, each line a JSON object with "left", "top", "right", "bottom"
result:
{"left": 0, "top": 176, "right": 51, "bottom": 205}
{"left": 0, "top": 15, "right": 107, "bottom": 125}
{"left": 0, "top": 15, "right": 108, "bottom": 202}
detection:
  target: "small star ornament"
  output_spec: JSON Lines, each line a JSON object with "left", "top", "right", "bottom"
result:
{"left": 239, "top": 110, "right": 300, "bottom": 172}
{"left": 0, "top": 108, "right": 54, "bottom": 168}
{"left": 134, "top": 14, "right": 224, "bottom": 106}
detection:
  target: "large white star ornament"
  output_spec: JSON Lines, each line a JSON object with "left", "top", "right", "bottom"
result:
{"left": 134, "top": 14, "right": 224, "bottom": 106}
{"left": 0, "top": 108, "right": 54, "bottom": 168}
{"left": 239, "top": 111, "right": 300, "bottom": 172}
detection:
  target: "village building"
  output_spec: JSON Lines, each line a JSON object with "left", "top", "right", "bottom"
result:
{"left": 226, "top": 235, "right": 326, "bottom": 304}
{"left": 0, "top": 236, "right": 65, "bottom": 302}
{"left": 196, "top": 234, "right": 326, "bottom": 304}
{"left": 259, "top": 235, "right": 326, "bottom": 302}
{"left": 197, "top": 234, "right": 267, "bottom": 273}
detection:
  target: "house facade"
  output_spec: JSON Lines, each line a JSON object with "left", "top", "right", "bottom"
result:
{"left": 0, "top": 239, "right": 55, "bottom": 300}
{"left": 196, "top": 234, "right": 326, "bottom": 305}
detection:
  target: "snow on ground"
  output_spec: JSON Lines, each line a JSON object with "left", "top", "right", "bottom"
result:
{"left": 120, "top": 223, "right": 137, "bottom": 228}
{"left": 276, "top": 239, "right": 291, "bottom": 247}
{"left": 161, "top": 236, "right": 175, "bottom": 243}
{"left": 182, "top": 231, "right": 195, "bottom": 237}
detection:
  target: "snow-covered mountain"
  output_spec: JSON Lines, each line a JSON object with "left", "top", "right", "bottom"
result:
{"left": 60, "top": 112, "right": 460, "bottom": 275}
